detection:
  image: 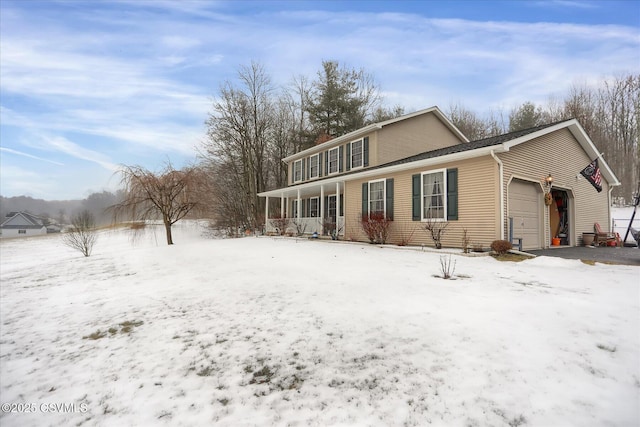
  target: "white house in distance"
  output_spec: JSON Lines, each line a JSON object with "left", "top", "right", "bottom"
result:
{"left": 0, "top": 212, "right": 47, "bottom": 238}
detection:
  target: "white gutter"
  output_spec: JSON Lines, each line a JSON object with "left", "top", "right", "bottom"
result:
{"left": 260, "top": 144, "right": 508, "bottom": 198}
{"left": 491, "top": 150, "right": 505, "bottom": 240}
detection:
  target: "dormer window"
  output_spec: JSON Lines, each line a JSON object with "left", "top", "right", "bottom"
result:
{"left": 293, "top": 159, "right": 303, "bottom": 183}
{"left": 350, "top": 139, "right": 363, "bottom": 169}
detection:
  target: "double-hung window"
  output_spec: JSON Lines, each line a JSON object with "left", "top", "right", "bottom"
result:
{"left": 328, "top": 147, "right": 339, "bottom": 174}
{"left": 350, "top": 139, "right": 363, "bottom": 169}
{"left": 309, "top": 154, "right": 319, "bottom": 179}
{"left": 422, "top": 170, "right": 446, "bottom": 220}
{"left": 369, "top": 180, "right": 385, "bottom": 216}
{"left": 293, "top": 159, "right": 303, "bottom": 183}
{"left": 309, "top": 197, "right": 319, "bottom": 217}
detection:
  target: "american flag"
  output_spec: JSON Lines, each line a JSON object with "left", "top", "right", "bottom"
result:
{"left": 580, "top": 159, "right": 602, "bottom": 193}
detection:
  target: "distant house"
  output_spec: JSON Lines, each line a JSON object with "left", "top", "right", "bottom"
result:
{"left": 258, "top": 106, "right": 620, "bottom": 250}
{"left": 0, "top": 212, "right": 47, "bottom": 238}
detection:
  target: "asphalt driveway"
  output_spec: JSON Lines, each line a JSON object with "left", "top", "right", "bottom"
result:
{"left": 527, "top": 245, "right": 640, "bottom": 266}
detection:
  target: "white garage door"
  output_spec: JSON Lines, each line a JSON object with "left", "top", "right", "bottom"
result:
{"left": 509, "top": 180, "right": 541, "bottom": 250}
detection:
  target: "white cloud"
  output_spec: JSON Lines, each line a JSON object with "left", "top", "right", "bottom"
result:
{"left": 0, "top": 147, "right": 64, "bottom": 166}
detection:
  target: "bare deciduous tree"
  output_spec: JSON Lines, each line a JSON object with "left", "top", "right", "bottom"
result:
{"left": 63, "top": 210, "right": 98, "bottom": 257}
{"left": 112, "top": 163, "right": 204, "bottom": 245}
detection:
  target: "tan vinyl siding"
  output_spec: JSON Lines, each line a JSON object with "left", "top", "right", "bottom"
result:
{"left": 284, "top": 112, "right": 463, "bottom": 186}
{"left": 498, "top": 128, "right": 611, "bottom": 247}
{"left": 344, "top": 157, "right": 500, "bottom": 248}
{"left": 376, "top": 113, "right": 463, "bottom": 165}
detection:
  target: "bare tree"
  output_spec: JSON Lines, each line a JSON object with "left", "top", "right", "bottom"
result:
{"left": 63, "top": 210, "right": 98, "bottom": 257}
{"left": 112, "top": 163, "right": 204, "bottom": 245}
{"left": 448, "top": 103, "right": 505, "bottom": 141}
{"left": 203, "top": 61, "right": 274, "bottom": 231}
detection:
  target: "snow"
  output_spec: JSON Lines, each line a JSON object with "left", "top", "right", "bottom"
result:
{"left": 1, "top": 222, "right": 639, "bottom": 426}
{"left": 613, "top": 206, "right": 640, "bottom": 243}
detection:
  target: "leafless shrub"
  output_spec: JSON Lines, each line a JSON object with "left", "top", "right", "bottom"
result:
{"left": 423, "top": 216, "right": 449, "bottom": 249}
{"left": 63, "top": 210, "right": 98, "bottom": 257}
{"left": 359, "top": 212, "right": 392, "bottom": 244}
{"left": 269, "top": 217, "right": 290, "bottom": 236}
{"left": 396, "top": 222, "right": 417, "bottom": 246}
{"left": 461, "top": 228, "right": 471, "bottom": 253}
{"left": 290, "top": 219, "right": 307, "bottom": 236}
{"left": 439, "top": 255, "right": 456, "bottom": 279}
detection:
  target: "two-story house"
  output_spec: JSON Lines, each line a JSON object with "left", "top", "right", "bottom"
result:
{"left": 259, "top": 106, "right": 619, "bottom": 250}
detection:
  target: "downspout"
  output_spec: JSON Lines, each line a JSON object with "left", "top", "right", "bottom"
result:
{"left": 608, "top": 185, "right": 614, "bottom": 231}
{"left": 491, "top": 150, "right": 505, "bottom": 240}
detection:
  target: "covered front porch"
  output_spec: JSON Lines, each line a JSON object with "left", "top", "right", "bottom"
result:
{"left": 261, "top": 180, "right": 345, "bottom": 237}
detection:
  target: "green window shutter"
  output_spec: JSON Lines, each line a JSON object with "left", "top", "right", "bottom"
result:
{"left": 302, "top": 158, "right": 306, "bottom": 181}
{"left": 412, "top": 174, "right": 421, "bottom": 221}
{"left": 339, "top": 145, "right": 344, "bottom": 172}
{"left": 346, "top": 143, "right": 351, "bottom": 171}
{"left": 318, "top": 152, "right": 323, "bottom": 177}
{"left": 386, "top": 178, "right": 394, "bottom": 220}
{"left": 363, "top": 137, "right": 369, "bottom": 167}
{"left": 339, "top": 194, "right": 344, "bottom": 217}
{"left": 362, "top": 182, "right": 368, "bottom": 219}
{"left": 325, "top": 150, "right": 329, "bottom": 176}
{"left": 447, "top": 168, "right": 458, "bottom": 220}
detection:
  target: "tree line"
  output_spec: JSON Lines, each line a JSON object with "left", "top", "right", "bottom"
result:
{"left": 447, "top": 74, "right": 639, "bottom": 205}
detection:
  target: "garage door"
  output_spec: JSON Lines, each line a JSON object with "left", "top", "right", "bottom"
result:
{"left": 509, "top": 180, "right": 541, "bottom": 250}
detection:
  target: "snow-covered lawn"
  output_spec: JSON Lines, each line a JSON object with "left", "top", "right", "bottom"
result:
{"left": 1, "top": 223, "right": 638, "bottom": 426}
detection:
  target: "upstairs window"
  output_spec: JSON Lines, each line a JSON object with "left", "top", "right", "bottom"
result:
{"left": 350, "top": 139, "right": 363, "bottom": 169}
{"left": 309, "top": 154, "right": 319, "bottom": 179}
{"left": 293, "top": 159, "right": 303, "bottom": 183}
{"left": 328, "top": 147, "right": 339, "bottom": 174}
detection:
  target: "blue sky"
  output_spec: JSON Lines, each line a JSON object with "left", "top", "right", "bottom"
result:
{"left": 1, "top": 0, "right": 639, "bottom": 200}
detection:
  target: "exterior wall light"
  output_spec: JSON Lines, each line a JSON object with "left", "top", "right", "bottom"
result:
{"left": 545, "top": 174, "right": 554, "bottom": 190}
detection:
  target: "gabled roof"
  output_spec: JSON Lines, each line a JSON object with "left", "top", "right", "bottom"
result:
{"left": 282, "top": 106, "right": 468, "bottom": 162}
{"left": 373, "top": 120, "right": 569, "bottom": 170}
{"left": 0, "top": 211, "right": 46, "bottom": 229}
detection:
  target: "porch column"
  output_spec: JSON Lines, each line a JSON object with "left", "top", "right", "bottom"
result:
{"left": 297, "top": 189, "right": 301, "bottom": 220}
{"left": 265, "top": 196, "right": 269, "bottom": 226}
{"left": 336, "top": 181, "right": 340, "bottom": 219}
{"left": 320, "top": 185, "right": 325, "bottom": 231}
{"left": 280, "top": 194, "right": 285, "bottom": 219}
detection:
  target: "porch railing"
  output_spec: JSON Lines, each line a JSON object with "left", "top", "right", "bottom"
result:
{"left": 266, "top": 216, "right": 344, "bottom": 237}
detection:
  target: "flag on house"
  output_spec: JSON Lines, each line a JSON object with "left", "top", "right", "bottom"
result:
{"left": 580, "top": 159, "right": 602, "bottom": 193}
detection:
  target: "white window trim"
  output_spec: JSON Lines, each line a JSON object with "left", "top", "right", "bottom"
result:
{"left": 350, "top": 139, "right": 364, "bottom": 170}
{"left": 421, "top": 168, "right": 447, "bottom": 222}
{"left": 368, "top": 178, "right": 386, "bottom": 217}
{"left": 293, "top": 159, "right": 303, "bottom": 183}
{"left": 328, "top": 147, "right": 340, "bottom": 175}
{"left": 309, "top": 154, "right": 319, "bottom": 179}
